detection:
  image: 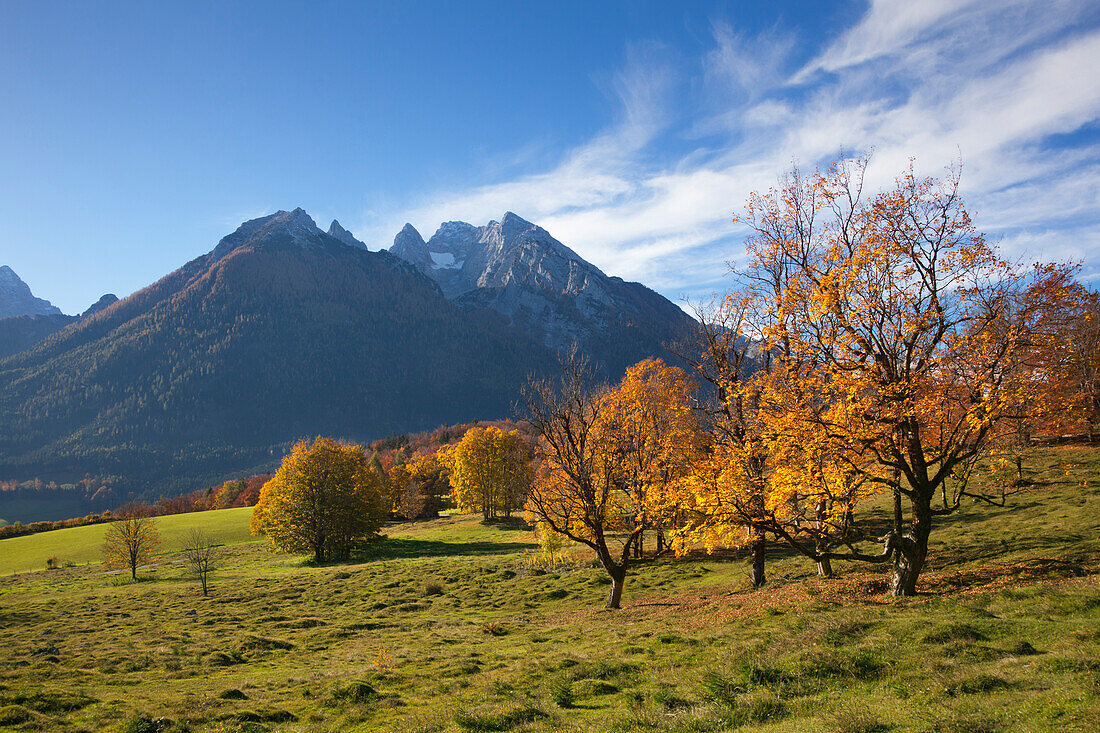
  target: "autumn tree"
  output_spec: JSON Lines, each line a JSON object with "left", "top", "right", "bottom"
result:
{"left": 670, "top": 296, "right": 779, "bottom": 586}
{"left": 102, "top": 505, "right": 160, "bottom": 580}
{"left": 449, "top": 426, "right": 532, "bottom": 520}
{"left": 1026, "top": 272, "right": 1100, "bottom": 442}
{"left": 523, "top": 350, "right": 696, "bottom": 608}
{"left": 406, "top": 452, "right": 452, "bottom": 518}
{"left": 182, "top": 528, "right": 221, "bottom": 596}
{"left": 250, "top": 437, "right": 387, "bottom": 562}
{"left": 735, "top": 156, "right": 1068, "bottom": 595}
{"left": 601, "top": 358, "right": 699, "bottom": 559}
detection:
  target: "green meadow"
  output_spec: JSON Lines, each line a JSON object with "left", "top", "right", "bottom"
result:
{"left": 0, "top": 507, "right": 257, "bottom": 576}
{"left": 0, "top": 448, "right": 1096, "bottom": 732}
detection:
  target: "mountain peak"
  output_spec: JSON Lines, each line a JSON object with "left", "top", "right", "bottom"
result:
{"left": 270, "top": 207, "right": 320, "bottom": 233}
{"left": 327, "top": 220, "right": 367, "bottom": 249}
{"left": 210, "top": 208, "right": 330, "bottom": 262}
{"left": 391, "top": 223, "right": 430, "bottom": 268}
{"left": 500, "top": 211, "right": 532, "bottom": 227}
{"left": 82, "top": 293, "right": 119, "bottom": 318}
{"left": 0, "top": 265, "right": 63, "bottom": 318}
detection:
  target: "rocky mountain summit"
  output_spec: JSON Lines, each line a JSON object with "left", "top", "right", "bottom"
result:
{"left": 0, "top": 265, "right": 62, "bottom": 319}
{"left": 389, "top": 212, "right": 695, "bottom": 374}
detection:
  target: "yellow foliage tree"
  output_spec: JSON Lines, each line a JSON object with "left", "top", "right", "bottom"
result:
{"left": 601, "top": 358, "right": 699, "bottom": 559}
{"left": 250, "top": 437, "right": 387, "bottom": 562}
{"left": 670, "top": 295, "right": 777, "bottom": 586}
{"left": 449, "top": 426, "right": 531, "bottom": 519}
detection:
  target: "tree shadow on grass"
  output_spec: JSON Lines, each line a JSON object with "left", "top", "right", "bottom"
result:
{"left": 350, "top": 537, "right": 537, "bottom": 562}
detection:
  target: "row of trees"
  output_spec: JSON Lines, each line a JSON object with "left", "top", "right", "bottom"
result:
{"left": 246, "top": 158, "right": 1095, "bottom": 605}
{"left": 250, "top": 426, "right": 540, "bottom": 562}
{"left": 523, "top": 158, "right": 1098, "bottom": 608}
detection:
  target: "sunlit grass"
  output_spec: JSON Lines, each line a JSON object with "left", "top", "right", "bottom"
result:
{"left": 0, "top": 447, "right": 1095, "bottom": 731}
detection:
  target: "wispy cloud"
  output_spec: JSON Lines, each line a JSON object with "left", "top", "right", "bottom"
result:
{"left": 360, "top": 0, "right": 1100, "bottom": 305}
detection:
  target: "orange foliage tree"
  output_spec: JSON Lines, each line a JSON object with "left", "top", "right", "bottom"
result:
{"left": 524, "top": 351, "right": 696, "bottom": 609}
{"left": 730, "top": 156, "right": 1071, "bottom": 595}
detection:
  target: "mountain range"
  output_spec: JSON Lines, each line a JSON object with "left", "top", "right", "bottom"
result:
{"left": 0, "top": 209, "right": 694, "bottom": 518}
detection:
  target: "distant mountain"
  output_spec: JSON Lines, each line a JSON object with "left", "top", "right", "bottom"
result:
{"left": 0, "top": 209, "right": 553, "bottom": 507}
{"left": 390, "top": 212, "right": 696, "bottom": 377}
{"left": 0, "top": 292, "right": 119, "bottom": 359}
{"left": 0, "top": 265, "right": 62, "bottom": 318}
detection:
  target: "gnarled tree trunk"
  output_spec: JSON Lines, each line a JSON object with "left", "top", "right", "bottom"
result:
{"left": 891, "top": 496, "right": 932, "bottom": 596}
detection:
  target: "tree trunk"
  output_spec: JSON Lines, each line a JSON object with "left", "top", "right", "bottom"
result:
{"left": 606, "top": 568, "right": 626, "bottom": 609}
{"left": 201, "top": 573, "right": 209, "bottom": 596}
{"left": 130, "top": 563, "right": 137, "bottom": 580}
{"left": 815, "top": 499, "right": 832, "bottom": 577}
{"left": 750, "top": 533, "right": 766, "bottom": 587}
{"left": 891, "top": 496, "right": 931, "bottom": 596}
{"left": 893, "top": 486, "right": 903, "bottom": 535}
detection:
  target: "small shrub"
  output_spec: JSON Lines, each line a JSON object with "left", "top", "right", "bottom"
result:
{"left": 550, "top": 677, "right": 574, "bottom": 708}
{"left": 0, "top": 705, "right": 35, "bottom": 726}
{"left": 218, "top": 689, "right": 249, "bottom": 700}
{"left": 326, "top": 680, "right": 378, "bottom": 706}
{"left": 1011, "top": 640, "right": 1039, "bottom": 656}
{"left": 453, "top": 704, "right": 548, "bottom": 731}
{"left": 45, "top": 556, "right": 60, "bottom": 570}
{"left": 481, "top": 621, "right": 505, "bottom": 636}
{"left": 701, "top": 670, "right": 746, "bottom": 707}
{"left": 923, "top": 623, "right": 988, "bottom": 644}
{"left": 423, "top": 582, "right": 444, "bottom": 596}
{"left": 651, "top": 687, "right": 691, "bottom": 711}
{"left": 119, "top": 715, "right": 174, "bottom": 733}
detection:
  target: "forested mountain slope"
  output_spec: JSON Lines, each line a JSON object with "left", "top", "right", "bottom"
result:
{"left": 0, "top": 209, "right": 551, "bottom": 504}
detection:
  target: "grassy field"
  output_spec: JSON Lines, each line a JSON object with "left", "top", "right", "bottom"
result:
{"left": 0, "top": 507, "right": 258, "bottom": 576}
{"left": 0, "top": 447, "right": 1096, "bottom": 732}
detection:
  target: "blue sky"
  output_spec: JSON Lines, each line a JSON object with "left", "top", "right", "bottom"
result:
{"left": 1, "top": 0, "right": 1098, "bottom": 314}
